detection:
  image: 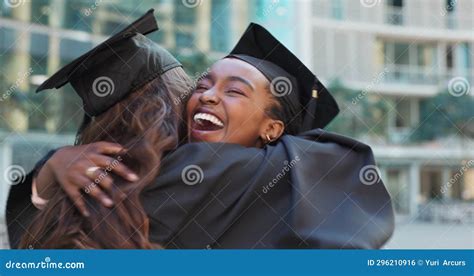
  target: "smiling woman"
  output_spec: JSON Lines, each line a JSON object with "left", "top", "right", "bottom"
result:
{"left": 187, "top": 58, "right": 285, "bottom": 147}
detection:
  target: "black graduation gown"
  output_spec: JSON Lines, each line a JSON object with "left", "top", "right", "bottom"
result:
{"left": 6, "top": 129, "right": 394, "bottom": 249}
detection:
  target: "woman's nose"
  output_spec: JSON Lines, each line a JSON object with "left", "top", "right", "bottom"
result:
{"left": 199, "top": 89, "right": 220, "bottom": 105}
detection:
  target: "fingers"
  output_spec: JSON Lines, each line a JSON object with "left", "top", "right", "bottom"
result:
{"left": 67, "top": 189, "right": 90, "bottom": 217}
{"left": 84, "top": 182, "right": 114, "bottom": 208}
{"left": 90, "top": 142, "right": 127, "bottom": 155}
{"left": 50, "top": 142, "right": 135, "bottom": 217}
{"left": 85, "top": 166, "right": 114, "bottom": 192}
{"left": 89, "top": 154, "right": 139, "bottom": 182}
{"left": 97, "top": 173, "right": 114, "bottom": 192}
{"left": 76, "top": 174, "right": 113, "bottom": 208}
{"left": 66, "top": 175, "right": 114, "bottom": 217}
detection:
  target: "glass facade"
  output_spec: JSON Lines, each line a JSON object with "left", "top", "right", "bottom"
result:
{"left": 210, "top": 0, "right": 230, "bottom": 52}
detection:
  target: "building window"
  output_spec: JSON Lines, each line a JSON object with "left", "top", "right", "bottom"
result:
{"left": 331, "top": 0, "right": 344, "bottom": 20}
{"left": 385, "top": 0, "right": 404, "bottom": 25}
{"left": 393, "top": 42, "right": 410, "bottom": 65}
{"left": 395, "top": 98, "right": 411, "bottom": 129}
{"left": 62, "top": 0, "right": 95, "bottom": 32}
{"left": 446, "top": 44, "right": 455, "bottom": 72}
{"left": 30, "top": 33, "right": 49, "bottom": 75}
{"left": 421, "top": 169, "right": 443, "bottom": 202}
{"left": 445, "top": 43, "right": 472, "bottom": 81}
{"left": 448, "top": 169, "right": 464, "bottom": 200}
{"left": 0, "top": 27, "right": 15, "bottom": 53}
{"left": 175, "top": 1, "right": 197, "bottom": 25}
{"left": 385, "top": 168, "right": 410, "bottom": 214}
{"left": 388, "top": 97, "right": 419, "bottom": 143}
{"left": 176, "top": 31, "right": 194, "bottom": 49}
{"left": 380, "top": 40, "right": 437, "bottom": 84}
{"left": 459, "top": 43, "right": 472, "bottom": 74}
{"left": 60, "top": 38, "right": 93, "bottom": 63}
{"left": 255, "top": 0, "right": 267, "bottom": 18}
{"left": 210, "top": 0, "right": 230, "bottom": 52}
{"left": 30, "top": 0, "right": 51, "bottom": 26}
{"left": 446, "top": 0, "right": 456, "bottom": 12}
{"left": 445, "top": 0, "right": 456, "bottom": 29}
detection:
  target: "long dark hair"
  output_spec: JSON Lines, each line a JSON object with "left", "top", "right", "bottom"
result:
{"left": 20, "top": 68, "right": 192, "bottom": 249}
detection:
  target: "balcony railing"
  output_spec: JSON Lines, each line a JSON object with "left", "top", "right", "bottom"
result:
{"left": 418, "top": 201, "right": 474, "bottom": 224}
{"left": 382, "top": 64, "right": 474, "bottom": 86}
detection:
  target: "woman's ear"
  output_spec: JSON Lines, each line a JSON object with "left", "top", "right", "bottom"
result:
{"left": 261, "top": 119, "right": 285, "bottom": 142}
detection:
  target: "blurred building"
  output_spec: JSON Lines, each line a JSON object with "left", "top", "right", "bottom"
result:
{"left": 293, "top": 0, "right": 474, "bottom": 222}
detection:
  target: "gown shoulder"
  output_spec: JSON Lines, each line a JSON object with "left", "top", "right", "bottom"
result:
{"left": 144, "top": 131, "right": 394, "bottom": 249}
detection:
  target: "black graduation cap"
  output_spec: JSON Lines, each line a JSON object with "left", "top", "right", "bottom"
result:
{"left": 36, "top": 9, "right": 182, "bottom": 117}
{"left": 227, "top": 23, "right": 339, "bottom": 134}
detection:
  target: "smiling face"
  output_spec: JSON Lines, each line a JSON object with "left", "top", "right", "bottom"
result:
{"left": 186, "top": 58, "right": 285, "bottom": 148}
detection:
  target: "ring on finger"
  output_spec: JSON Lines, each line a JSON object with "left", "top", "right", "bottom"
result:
{"left": 85, "top": 166, "right": 101, "bottom": 178}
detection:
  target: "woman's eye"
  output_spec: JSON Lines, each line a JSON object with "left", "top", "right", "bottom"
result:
{"left": 195, "top": 85, "right": 209, "bottom": 92}
{"left": 227, "top": 89, "right": 245, "bottom": 96}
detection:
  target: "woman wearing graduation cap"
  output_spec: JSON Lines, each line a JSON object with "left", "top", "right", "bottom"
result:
{"left": 10, "top": 9, "right": 194, "bottom": 248}
{"left": 7, "top": 11, "right": 394, "bottom": 249}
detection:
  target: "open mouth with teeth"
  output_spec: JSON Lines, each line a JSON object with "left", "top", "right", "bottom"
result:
{"left": 192, "top": 112, "right": 225, "bottom": 131}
